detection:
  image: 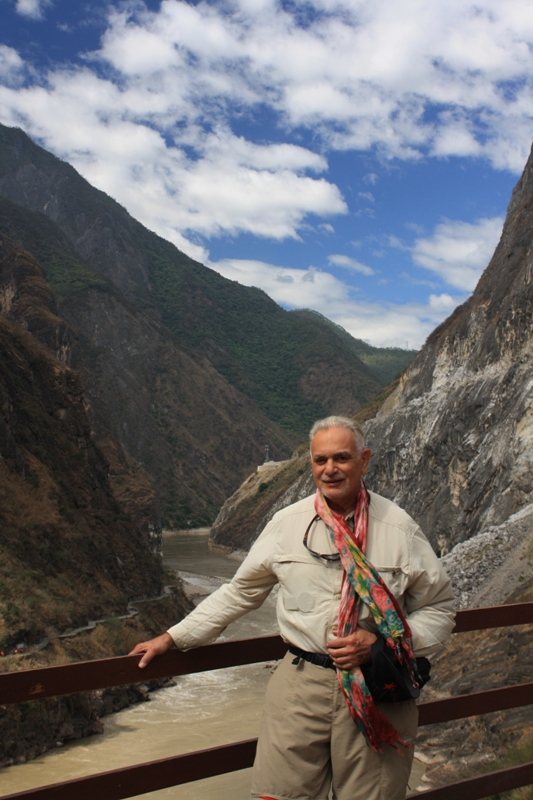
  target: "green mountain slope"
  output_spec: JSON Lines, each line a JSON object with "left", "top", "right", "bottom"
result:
{"left": 291, "top": 308, "right": 418, "bottom": 384}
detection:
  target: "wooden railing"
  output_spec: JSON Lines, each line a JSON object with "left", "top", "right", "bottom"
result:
{"left": 1, "top": 603, "right": 532, "bottom": 800}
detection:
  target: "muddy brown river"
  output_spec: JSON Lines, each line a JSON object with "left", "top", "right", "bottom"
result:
{"left": 0, "top": 531, "right": 425, "bottom": 798}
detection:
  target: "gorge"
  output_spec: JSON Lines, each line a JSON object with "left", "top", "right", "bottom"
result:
{"left": 1, "top": 121, "right": 531, "bottom": 787}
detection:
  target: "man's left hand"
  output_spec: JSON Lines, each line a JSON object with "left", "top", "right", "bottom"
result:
{"left": 327, "top": 627, "right": 377, "bottom": 670}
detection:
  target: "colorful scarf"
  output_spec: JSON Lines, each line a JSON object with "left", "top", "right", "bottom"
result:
{"left": 314, "top": 482, "right": 419, "bottom": 752}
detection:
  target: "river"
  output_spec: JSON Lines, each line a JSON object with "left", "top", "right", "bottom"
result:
{"left": 1, "top": 531, "right": 425, "bottom": 798}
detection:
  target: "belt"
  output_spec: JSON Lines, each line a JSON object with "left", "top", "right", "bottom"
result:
{"left": 288, "top": 644, "right": 336, "bottom": 671}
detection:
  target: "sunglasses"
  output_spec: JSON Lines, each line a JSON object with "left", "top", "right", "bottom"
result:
{"left": 303, "top": 514, "right": 341, "bottom": 562}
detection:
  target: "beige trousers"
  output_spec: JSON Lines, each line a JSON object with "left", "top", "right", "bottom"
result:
{"left": 250, "top": 651, "right": 418, "bottom": 800}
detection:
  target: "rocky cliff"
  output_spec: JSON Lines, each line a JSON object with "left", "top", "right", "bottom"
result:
{"left": 0, "top": 232, "right": 195, "bottom": 763}
{"left": 363, "top": 144, "right": 533, "bottom": 554}
{"left": 0, "top": 233, "right": 175, "bottom": 650}
{"left": 413, "top": 503, "right": 533, "bottom": 789}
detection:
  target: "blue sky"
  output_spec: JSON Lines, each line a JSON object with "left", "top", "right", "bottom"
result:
{"left": 1, "top": 0, "right": 532, "bottom": 347}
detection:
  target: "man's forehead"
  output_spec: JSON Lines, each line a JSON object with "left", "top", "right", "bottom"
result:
{"left": 310, "top": 427, "right": 358, "bottom": 453}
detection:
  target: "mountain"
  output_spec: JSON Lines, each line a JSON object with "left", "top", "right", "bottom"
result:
{"left": 0, "top": 231, "right": 198, "bottom": 765}
{"left": 362, "top": 144, "right": 533, "bottom": 555}
{"left": 0, "top": 123, "right": 414, "bottom": 529}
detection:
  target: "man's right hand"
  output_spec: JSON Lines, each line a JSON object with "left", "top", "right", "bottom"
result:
{"left": 128, "top": 632, "right": 174, "bottom": 668}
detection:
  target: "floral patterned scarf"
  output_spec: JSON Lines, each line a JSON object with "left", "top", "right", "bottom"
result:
{"left": 314, "top": 482, "right": 418, "bottom": 752}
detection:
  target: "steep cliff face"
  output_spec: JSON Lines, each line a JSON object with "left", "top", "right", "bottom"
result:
{"left": 0, "top": 235, "right": 169, "bottom": 649}
{"left": 0, "top": 231, "right": 162, "bottom": 547}
{"left": 363, "top": 145, "right": 533, "bottom": 554}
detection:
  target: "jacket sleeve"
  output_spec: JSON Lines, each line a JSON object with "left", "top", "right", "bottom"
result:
{"left": 404, "top": 528, "right": 456, "bottom": 658}
{"left": 167, "top": 522, "right": 279, "bottom": 650}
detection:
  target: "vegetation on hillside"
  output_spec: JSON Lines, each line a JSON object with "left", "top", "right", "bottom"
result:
{"left": 121, "top": 229, "right": 385, "bottom": 436}
{"left": 292, "top": 308, "right": 418, "bottom": 384}
{"left": 0, "top": 198, "right": 113, "bottom": 305}
{"left": 0, "top": 310, "right": 166, "bottom": 650}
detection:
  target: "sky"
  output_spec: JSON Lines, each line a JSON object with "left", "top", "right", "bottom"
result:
{"left": 1, "top": 1, "right": 532, "bottom": 348}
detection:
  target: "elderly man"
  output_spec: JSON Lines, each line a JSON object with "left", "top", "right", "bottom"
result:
{"left": 131, "top": 416, "right": 455, "bottom": 800}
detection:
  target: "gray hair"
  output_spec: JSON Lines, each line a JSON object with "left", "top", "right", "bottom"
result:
{"left": 309, "top": 415, "right": 364, "bottom": 453}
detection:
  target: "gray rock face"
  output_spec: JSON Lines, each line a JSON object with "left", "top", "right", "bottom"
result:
{"left": 441, "top": 502, "right": 533, "bottom": 609}
{"left": 364, "top": 144, "right": 533, "bottom": 553}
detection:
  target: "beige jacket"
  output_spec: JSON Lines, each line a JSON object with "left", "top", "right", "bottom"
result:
{"left": 168, "top": 492, "right": 455, "bottom": 658}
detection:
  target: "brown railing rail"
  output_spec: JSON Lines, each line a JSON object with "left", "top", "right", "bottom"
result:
{"left": 1, "top": 602, "right": 532, "bottom": 800}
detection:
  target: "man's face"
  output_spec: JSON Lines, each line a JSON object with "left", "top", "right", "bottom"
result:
{"left": 310, "top": 426, "right": 371, "bottom": 514}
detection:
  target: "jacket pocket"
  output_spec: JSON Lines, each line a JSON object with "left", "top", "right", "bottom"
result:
{"left": 374, "top": 565, "right": 408, "bottom": 598}
{"left": 273, "top": 554, "right": 325, "bottom": 613}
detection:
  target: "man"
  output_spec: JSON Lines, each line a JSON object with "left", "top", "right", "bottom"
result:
{"left": 130, "top": 416, "right": 455, "bottom": 800}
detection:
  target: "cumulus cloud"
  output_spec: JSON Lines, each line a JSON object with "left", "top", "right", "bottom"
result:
{"left": 328, "top": 254, "right": 375, "bottom": 276}
{"left": 428, "top": 292, "right": 458, "bottom": 311}
{"left": 15, "top": 0, "right": 51, "bottom": 20}
{"left": 411, "top": 216, "right": 504, "bottom": 290}
{"left": 209, "top": 259, "right": 348, "bottom": 309}
{"left": 208, "top": 256, "right": 463, "bottom": 348}
{"left": 1, "top": 0, "right": 532, "bottom": 251}
{"left": 0, "top": 45, "right": 26, "bottom": 87}
{"left": 0, "top": 73, "right": 345, "bottom": 251}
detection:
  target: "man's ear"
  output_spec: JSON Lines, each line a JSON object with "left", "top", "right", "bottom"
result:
{"left": 361, "top": 448, "right": 372, "bottom": 474}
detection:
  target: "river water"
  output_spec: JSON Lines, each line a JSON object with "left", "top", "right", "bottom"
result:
{"left": 1, "top": 531, "right": 425, "bottom": 798}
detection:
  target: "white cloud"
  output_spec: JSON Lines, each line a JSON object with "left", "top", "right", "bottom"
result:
{"left": 9, "top": 1, "right": 533, "bottom": 161}
{"left": 0, "top": 71, "right": 345, "bottom": 250}
{"left": 428, "top": 292, "right": 458, "bottom": 311}
{"left": 176, "top": 156, "right": 346, "bottom": 239}
{"left": 208, "top": 256, "right": 464, "bottom": 348}
{"left": 388, "top": 234, "right": 410, "bottom": 251}
{"left": 412, "top": 216, "right": 504, "bottom": 290}
{"left": 1, "top": 0, "right": 532, "bottom": 254}
{"left": 431, "top": 112, "right": 482, "bottom": 159}
{"left": 15, "top": 0, "right": 51, "bottom": 20}
{"left": 208, "top": 259, "right": 348, "bottom": 308}
{"left": 0, "top": 45, "right": 25, "bottom": 87}
{"left": 328, "top": 254, "right": 375, "bottom": 276}
{"left": 333, "top": 301, "right": 452, "bottom": 350}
